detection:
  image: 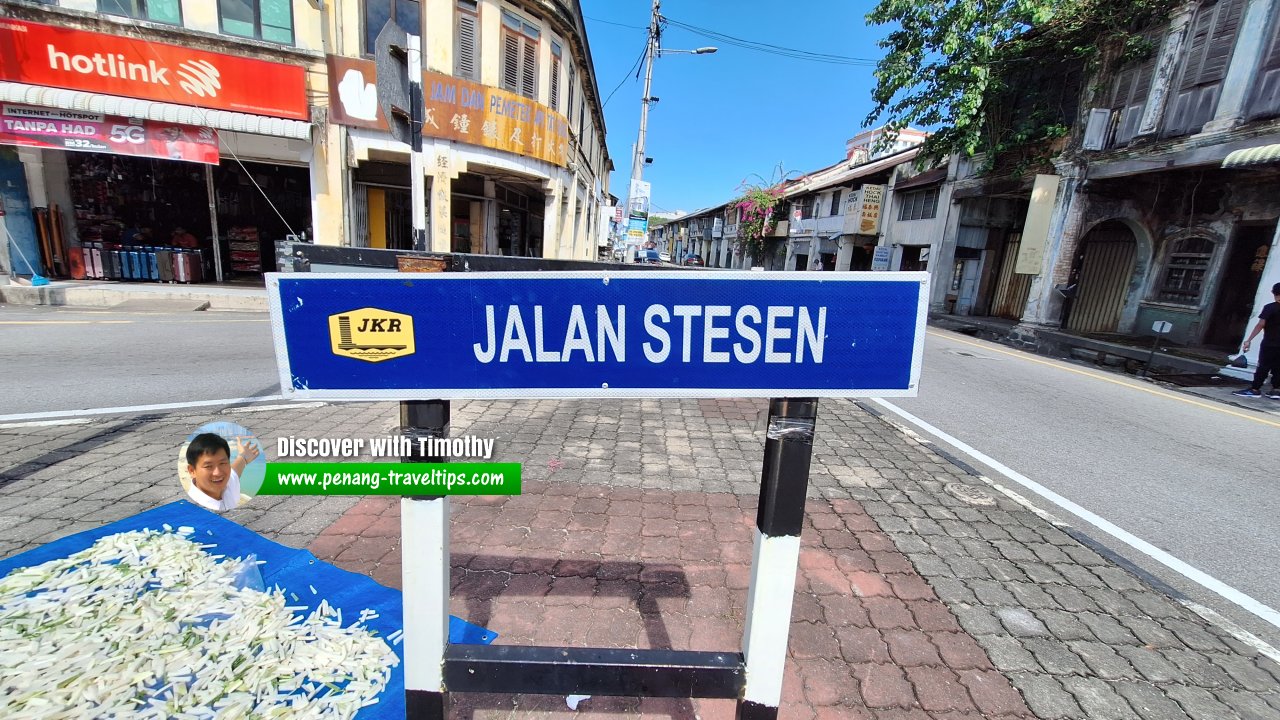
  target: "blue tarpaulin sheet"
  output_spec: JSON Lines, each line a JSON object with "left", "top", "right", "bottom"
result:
{"left": 0, "top": 500, "right": 496, "bottom": 719}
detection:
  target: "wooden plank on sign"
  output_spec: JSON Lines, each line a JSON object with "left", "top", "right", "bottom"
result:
{"left": 397, "top": 256, "right": 449, "bottom": 273}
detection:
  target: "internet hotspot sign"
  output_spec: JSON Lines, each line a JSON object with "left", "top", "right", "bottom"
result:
{"left": 267, "top": 271, "right": 929, "bottom": 400}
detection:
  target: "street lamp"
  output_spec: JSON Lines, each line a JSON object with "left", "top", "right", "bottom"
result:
{"left": 625, "top": 0, "right": 717, "bottom": 251}
{"left": 631, "top": 39, "right": 718, "bottom": 182}
{"left": 660, "top": 47, "right": 718, "bottom": 56}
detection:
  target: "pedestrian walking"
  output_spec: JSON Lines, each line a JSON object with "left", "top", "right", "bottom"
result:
{"left": 1233, "top": 282, "right": 1280, "bottom": 399}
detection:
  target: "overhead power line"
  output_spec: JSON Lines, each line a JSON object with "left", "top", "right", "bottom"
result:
{"left": 602, "top": 43, "right": 649, "bottom": 109}
{"left": 584, "top": 15, "right": 649, "bottom": 31}
{"left": 662, "top": 17, "right": 881, "bottom": 66}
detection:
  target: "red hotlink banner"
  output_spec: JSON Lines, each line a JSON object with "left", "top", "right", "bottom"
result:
{"left": 0, "top": 103, "right": 219, "bottom": 165}
{"left": 0, "top": 18, "right": 307, "bottom": 120}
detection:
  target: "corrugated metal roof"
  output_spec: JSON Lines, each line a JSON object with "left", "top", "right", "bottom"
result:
{"left": 0, "top": 81, "right": 312, "bottom": 141}
{"left": 893, "top": 166, "right": 947, "bottom": 191}
{"left": 1222, "top": 144, "right": 1280, "bottom": 168}
{"left": 784, "top": 148, "right": 920, "bottom": 197}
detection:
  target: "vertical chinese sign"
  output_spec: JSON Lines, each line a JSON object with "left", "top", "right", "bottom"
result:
{"left": 857, "top": 184, "right": 886, "bottom": 236}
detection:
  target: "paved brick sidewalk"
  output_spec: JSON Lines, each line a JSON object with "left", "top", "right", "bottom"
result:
{"left": 2, "top": 397, "right": 1279, "bottom": 719}
{"left": 313, "top": 486, "right": 1034, "bottom": 719}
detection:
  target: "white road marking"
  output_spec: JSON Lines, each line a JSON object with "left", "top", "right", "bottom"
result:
{"left": 1181, "top": 602, "right": 1280, "bottom": 665}
{"left": 223, "top": 402, "right": 326, "bottom": 414}
{"left": 0, "top": 396, "right": 286, "bottom": 423}
{"left": 871, "top": 397, "right": 1280, "bottom": 632}
{"left": 0, "top": 418, "right": 92, "bottom": 429}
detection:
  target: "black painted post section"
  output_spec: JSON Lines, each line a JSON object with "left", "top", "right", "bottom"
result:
{"left": 401, "top": 400, "right": 451, "bottom": 464}
{"left": 737, "top": 398, "right": 818, "bottom": 720}
{"left": 402, "top": 399, "right": 450, "bottom": 719}
{"left": 756, "top": 398, "right": 818, "bottom": 537}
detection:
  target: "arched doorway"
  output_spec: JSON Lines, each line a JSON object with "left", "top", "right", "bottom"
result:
{"left": 1065, "top": 221, "right": 1138, "bottom": 334}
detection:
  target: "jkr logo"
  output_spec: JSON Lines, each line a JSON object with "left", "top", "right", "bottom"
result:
{"left": 176, "top": 59, "right": 221, "bottom": 98}
{"left": 328, "top": 308, "right": 415, "bottom": 363}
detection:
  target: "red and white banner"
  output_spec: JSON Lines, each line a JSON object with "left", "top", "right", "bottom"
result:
{"left": 0, "top": 18, "right": 307, "bottom": 121}
{"left": 0, "top": 103, "right": 219, "bottom": 164}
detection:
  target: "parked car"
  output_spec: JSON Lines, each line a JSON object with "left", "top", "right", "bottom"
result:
{"left": 659, "top": 252, "right": 671, "bottom": 263}
{"left": 635, "top": 249, "right": 663, "bottom": 265}
{"left": 682, "top": 254, "right": 705, "bottom": 267}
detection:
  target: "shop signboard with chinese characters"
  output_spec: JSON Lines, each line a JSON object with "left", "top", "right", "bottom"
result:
{"left": 857, "top": 184, "right": 886, "bottom": 235}
{"left": 327, "top": 56, "right": 569, "bottom": 168}
{"left": 0, "top": 103, "right": 218, "bottom": 164}
{"left": 0, "top": 19, "right": 307, "bottom": 120}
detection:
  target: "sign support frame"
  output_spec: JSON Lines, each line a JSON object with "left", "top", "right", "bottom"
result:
{"left": 398, "top": 395, "right": 816, "bottom": 720}
{"left": 274, "top": 246, "right": 923, "bottom": 718}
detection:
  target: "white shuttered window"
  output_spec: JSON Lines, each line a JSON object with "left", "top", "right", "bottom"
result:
{"left": 550, "top": 41, "right": 563, "bottom": 111}
{"left": 1165, "top": 0, "right": 1245, "bottom": 137}
{"left": 455, "top": 1, "right": 480, "bottom": 80}
{"left": 501, "top": 9, "right": 539, "bottom": 99}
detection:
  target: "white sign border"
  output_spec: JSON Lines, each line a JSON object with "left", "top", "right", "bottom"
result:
{"left": 267, "top": 270, "right": 929, "bottom": 401}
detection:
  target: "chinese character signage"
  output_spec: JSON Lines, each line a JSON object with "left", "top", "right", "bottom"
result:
{"left": 327, "top": 56, "right": 570, "bottom": 169}
{"left": 0, "top": 19, "right": 307, "bottom": 120}
{"left": 857, "top": 184, "right": 886, "bottom": 236}
{"left": 0, "top": 103, "right": 218, "bottom": 164}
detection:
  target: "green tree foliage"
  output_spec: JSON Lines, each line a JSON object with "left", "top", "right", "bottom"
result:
{"left": 865, "top": 0, "right": 1179, "bottom": 170}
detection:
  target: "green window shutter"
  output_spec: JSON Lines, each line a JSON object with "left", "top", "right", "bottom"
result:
{"left": 260, "top": 0, "right": 294, "bottom": 44}
{"left": 147, "top": 0, "right": 182, "bottom": 25}
{"left": 219, "top": 0, "right": 256, "bottom": 38}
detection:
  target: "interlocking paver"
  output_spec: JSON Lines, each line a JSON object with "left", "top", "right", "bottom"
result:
{"left": 2, "top": 397, "right": 1278, "bottom": 718}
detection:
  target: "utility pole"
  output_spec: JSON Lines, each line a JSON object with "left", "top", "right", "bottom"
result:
{"left": 631, "top": 0, "right": 660, "bottom": 186}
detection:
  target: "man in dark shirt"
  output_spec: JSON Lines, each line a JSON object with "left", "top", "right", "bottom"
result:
{"left": 1234, "top": 282, "right": 1280, "bottom": 399}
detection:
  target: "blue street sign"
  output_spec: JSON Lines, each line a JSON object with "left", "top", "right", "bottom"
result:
{"left": 267, "top": 271, "right": 928, "bottom": 399}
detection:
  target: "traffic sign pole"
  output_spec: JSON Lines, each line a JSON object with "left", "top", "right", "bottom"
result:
{"left": 400, "top": 399, "right": 450, "bottom": 719}
{"left": 740, "top": 398, "right": 817, "bottom": 718}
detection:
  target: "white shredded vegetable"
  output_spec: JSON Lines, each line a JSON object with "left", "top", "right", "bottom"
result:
{"left": 0, "top": 529, "right": 399, "bottom": 719}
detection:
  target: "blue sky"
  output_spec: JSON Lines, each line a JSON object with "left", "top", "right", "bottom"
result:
{"left": 581, "top": 0, "right": 893, "bottom": 215}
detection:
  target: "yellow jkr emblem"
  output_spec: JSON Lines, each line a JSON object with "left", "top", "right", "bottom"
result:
{"left": 328, "top": 308, "right": 415, "bottom": 363}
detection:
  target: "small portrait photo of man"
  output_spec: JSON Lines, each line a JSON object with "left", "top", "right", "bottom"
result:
{"left": 178, "top": 423, "right": 265, "bottom": 512}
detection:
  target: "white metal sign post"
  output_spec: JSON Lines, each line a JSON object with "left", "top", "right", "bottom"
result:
{"left": 268, "top": 267, "right": 928, "bottom": 719}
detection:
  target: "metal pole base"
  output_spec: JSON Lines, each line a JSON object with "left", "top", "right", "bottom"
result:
{"left": 406, "top": 689, "right": 446, "bottom": 720}
{"left": 737, "top": 699, "right": 780, "bottom": 719}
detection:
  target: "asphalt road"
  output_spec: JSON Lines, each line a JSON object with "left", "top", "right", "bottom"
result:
{"left": 0, "top": 306, "right": 279, "bottom": 417}
{"left": 3, "top": 305, "right": 1277, "bottom": 649}
{"left": 891, "top": 328, "right": 1280, "bottom": 649}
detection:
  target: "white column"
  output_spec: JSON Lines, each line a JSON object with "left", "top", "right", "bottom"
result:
{"left": 541, "top": 185, "right": 560, "bottom": 259}
{"left": 1137, "top": 3, "right": 1198, "bottom": 138}
{"left": 835, "top": 237, "right": 854, "bottom": 271}
{"left": 1022, "top": 166, "right": 1084, "bottom": 326}
{"left": 15, "top": 148, "right": 47, "bottom": 208}
{"left": 401, "top": 497, "right": 451, "bottom": 697}
{"left": 1204, "top": 0, "right": 1277, "bottom": 132}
